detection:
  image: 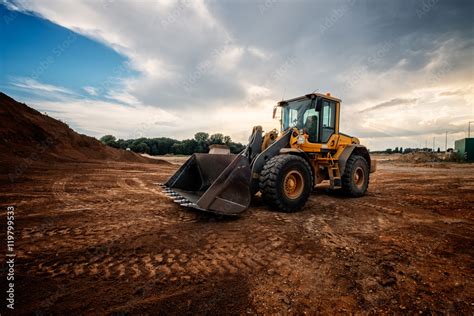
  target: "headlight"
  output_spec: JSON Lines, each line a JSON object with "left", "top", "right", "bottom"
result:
{"left": 297, "top": 135, "right": 305, "bottom": 144}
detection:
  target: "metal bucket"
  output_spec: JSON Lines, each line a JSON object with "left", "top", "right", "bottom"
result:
{"left": 162, "top": 153, "right": 252, "bottom": 215}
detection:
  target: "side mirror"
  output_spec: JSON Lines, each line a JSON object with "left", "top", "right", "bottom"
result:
{"left": 272, "top": 106, "right": 277, "bottom": 119}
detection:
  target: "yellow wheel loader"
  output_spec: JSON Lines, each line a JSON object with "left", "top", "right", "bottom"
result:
{"left": 161, "top": 92, "right": 376, "bottom": 215}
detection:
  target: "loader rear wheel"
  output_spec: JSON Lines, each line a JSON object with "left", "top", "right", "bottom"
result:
{"left": 259, "top": 155, "right": 312, "bottom": 212}
{"left": 342, "top": 154, "right": 369, "bottom": 197}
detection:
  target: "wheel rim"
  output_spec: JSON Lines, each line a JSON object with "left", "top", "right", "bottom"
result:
{"left": 353, "top": 167, "right": 365, "bottom": 189}
{"left": 283, "top": 170, "right": 304, "bottom": 199}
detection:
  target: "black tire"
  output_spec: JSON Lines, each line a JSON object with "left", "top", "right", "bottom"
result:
{"left": 259, "top": 155, "right": 312, "bottom": 212}
{"left": 341, "top": 154, "right": 369, "bottom": 197}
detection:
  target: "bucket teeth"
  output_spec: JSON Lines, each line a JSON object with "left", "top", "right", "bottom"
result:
{"left": 180, "top": 202, "right": 194, "bottom": 207}
{"left": 162, "top": 188, "right": 182, "bottom": 200}
{"left": 162, "top": 189, "right": 188, "bottom": 204}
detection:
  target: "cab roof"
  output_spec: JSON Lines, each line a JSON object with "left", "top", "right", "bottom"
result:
{"left": 278, "top": 92, "right": 341, "bottom": 106}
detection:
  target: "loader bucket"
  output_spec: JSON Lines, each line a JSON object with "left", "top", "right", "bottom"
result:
{"left": 162, "top": 153, "right": 251, "bottom": 215}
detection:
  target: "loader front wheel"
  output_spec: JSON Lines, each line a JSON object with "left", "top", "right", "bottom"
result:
{"left": 259, "top": 155, "right": 312, "bottom": 212}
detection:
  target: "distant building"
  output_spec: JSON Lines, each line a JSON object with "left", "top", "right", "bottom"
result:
{"left": 208, "top": 144, "right": 230, "bottom": 155}
{"left": 454, "top": 138, "right": 474, "bottom": 162}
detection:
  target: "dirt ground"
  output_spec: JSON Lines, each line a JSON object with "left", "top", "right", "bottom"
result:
{"left": 1, "top": 156, "right": 473, "bottom": 314}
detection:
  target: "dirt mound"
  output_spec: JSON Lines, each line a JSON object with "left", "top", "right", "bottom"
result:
{"left": 397, "top": 151, "right": 443, "bottom": 163}
{"left": 0, "top": 92, "right": 168, "bottom": 175}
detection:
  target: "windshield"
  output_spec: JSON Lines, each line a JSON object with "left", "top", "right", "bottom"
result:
{"left": 281, "top": 98, "right": 313, "bottom": 130}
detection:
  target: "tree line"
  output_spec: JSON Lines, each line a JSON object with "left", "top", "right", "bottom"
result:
{"left": 378, "top": 147, "right": 442, "bottom": 154}
{"left": 99, "top": 132, "right": 246, "bottom": 155}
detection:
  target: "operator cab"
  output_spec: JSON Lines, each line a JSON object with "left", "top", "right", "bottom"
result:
{"left": 275, "top": 93, "right": 340, "bottom": 144}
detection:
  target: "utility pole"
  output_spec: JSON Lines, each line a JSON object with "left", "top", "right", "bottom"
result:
{"left": 445, "top": 131, "right": 448, "bottom": 152}
{"left": 432, "top": 137, "right": 435, "bottom": 152}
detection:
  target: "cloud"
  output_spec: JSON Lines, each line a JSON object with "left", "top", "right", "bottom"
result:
{"left": 83, "top": 86, "right": 98, "bottom": 96}
{"left": 359, "top": 98, "right": 418, "bottom": 113}
{"left": 4, "top": 0, "right": 474, "bottom": 149}
{"left": 105, "top": 90, "right": 141, "bottom": 106}
{"left": 11, "top": 77, "right": 74, "bottom": 95}
{"left": 247, "top": 46, "right": 268, "bottom": 60}
{"left": 438, "top": 86, "right": 474, "bottom": 97}
{"left": 439, "top": 90, "right": 461, "bottom": 96}
{"left": 21, "top": 94, "right": 180, "bottom": 139}
{"left": 345, "top": 84, "right": 474, "bottom": 150}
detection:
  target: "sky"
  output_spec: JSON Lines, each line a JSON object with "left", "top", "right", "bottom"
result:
{"left": 0, "top": 0, "right": 473, "bottom": 150}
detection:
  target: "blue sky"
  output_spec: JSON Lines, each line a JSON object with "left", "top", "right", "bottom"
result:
{"left": 0, "top": 4, "right": 135, "bottom": 105}
{"left": 0, "top": 0, "right": 473, "bottom": 150}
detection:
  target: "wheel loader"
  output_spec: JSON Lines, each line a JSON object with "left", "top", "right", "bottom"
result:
{"left": 161, "top": 92, "right": 376, "bottom": 215}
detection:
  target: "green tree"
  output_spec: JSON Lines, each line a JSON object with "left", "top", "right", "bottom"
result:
{"left": 194, "top": 132, "right": 209, "bottom": 143}
{"left": 181, "top": 139, "right": 198, "bottom": 154}
{"left": 209, "top": 133, "right": 224, "bottom": 144}
{"left": 194, "top": 132, "right": 209, "bottom": 153}
{"left": 98, "top": 133, "right": 244, "bottom": 156}
{"left": 171, "top": 143, "right": 184, "bottom": 155}
{"left": 115, "top": 138, "right": 127, "bottom": 149}
{"left": 132, "top": 142, "right": 150, "bottom": 154}
{"left": 229, "top": 142, "right": 245, "bottom": 154}
{"left": 100, "top": 135, "right": 117, "bottom": 146}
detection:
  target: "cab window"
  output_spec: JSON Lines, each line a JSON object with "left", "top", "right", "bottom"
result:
{"left": 321, "top": 100, "right": 336, "bottom": 143}
{"left": 303, "top": 108, "right": 319, "bottom": 143}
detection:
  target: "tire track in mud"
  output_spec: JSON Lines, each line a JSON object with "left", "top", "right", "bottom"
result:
{"left": 51, "top": 175, "right": 185, "bottom": 216}
{"left": 21, "top": 202, "right": 201, "bottom": 256}
{"left": 20, "top": 210, "right": 201, "bottom": 251}
{"left": 116, "top": 177, "right": 163, "bottom": 195}
{"left": 51, "top": 175, "right": 113, "bottom": 210}
{"left": 46, "top": 176, "right": 382, "bottom": 278}
{"left": 52, "top": 174, "right": 144, "bottom": 207}
{"left": 51, "top": 177, "right": 76, "bottom": 206}
{"left": 34, "top": 172, "right": 288, "bottom": 280}
{"left": 41, "top": 169, "right": 340, "bottom": 287}
{"left": 28, "top": 222, "right": 308, "bottom": 284}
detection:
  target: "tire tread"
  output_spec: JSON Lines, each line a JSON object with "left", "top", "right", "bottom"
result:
{"left": 341, "top": 154, "right": 369, "bottom": 197}
{"left": 259, "top": 155, "right": 312, "bottom": 212}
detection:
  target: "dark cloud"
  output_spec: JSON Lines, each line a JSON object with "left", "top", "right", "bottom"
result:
{"left": 348, "top": 119, "right": 467, "bottom": 139}
{"left": 439, "top": 90, "right": 464, "bottom": 96}
{"left": 359, "top": 98, "right": 418, "bottom": 113}
{"left": 5, "top": 0, "right": 474, "bottom": 148}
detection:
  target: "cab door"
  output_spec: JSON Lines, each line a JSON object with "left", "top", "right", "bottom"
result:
{"left": 320, "top": 99, "right": 337, "bottom": 143}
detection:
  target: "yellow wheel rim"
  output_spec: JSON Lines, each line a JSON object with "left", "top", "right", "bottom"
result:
{"left": 354, "top": 167, "right": 365, "bottom": 189}
{"left": 283, "top": 170, "right": 304, "bottom": 199}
